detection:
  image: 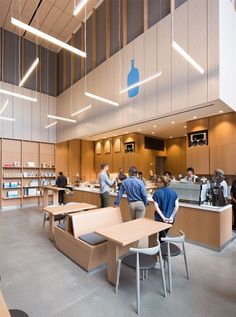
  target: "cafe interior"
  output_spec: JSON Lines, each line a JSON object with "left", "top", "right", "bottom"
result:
{"left": 0, "top": 0, "right": 236, "bottom": 316}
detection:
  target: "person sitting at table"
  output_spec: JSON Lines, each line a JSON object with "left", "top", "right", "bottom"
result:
{"left": 114, "top": 166, "right": 148, "bottom": 219}
{"left": 152, "top": 176, "right": 179, "bottom": 241}
{"left": 117, "top": 167, "right": 127, "bottom": 190}
{"left": 56, "top": 171, "right": 67, "bottom": 205}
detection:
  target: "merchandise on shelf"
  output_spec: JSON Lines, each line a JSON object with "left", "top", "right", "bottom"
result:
{"left": 3, "top": 172, "right": 22, "bottom": 178}
{"left": 23, "top": 171, "right": 38, "bottom": 177}
{"left": 7, "top": 190, "right": 19, "bottom": 198}
{"left": 26, "top": 162, "right": 36, "bottom": 167}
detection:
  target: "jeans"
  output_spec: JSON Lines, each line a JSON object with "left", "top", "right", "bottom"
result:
{"left": 100, "top": 191, "right": 110, "bottom": 208}
{"left": 129, "top": 201, "right": 146, "bottom": 220}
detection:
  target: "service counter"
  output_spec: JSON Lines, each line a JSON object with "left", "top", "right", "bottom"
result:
{"left": 65, "top": 187, "right": 233, "bottom": 251}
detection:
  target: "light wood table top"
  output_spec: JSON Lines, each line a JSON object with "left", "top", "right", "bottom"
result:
{"left": 0, "top": 291, "right": 10, "bottom": 317}
{"left": 43, "top": 203, "right": 97, "bottom": 215}
{"left": 96, "top": 218, "right": 172, "bottom": 246}
{"left": 43, "top": 186, "right": 66, "bottom": 191}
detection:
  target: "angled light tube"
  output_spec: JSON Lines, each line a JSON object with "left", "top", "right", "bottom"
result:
{"left": 0, "top": 99, "right": 9, "bottom": 115}
{"left": 71, "top": 105, "right": 92, "bottom": 116}
{"left": 120, "top": 71, "right": 162, "bottom": 94}
{"left": 47, "top": 114, "right": 77, "bottom": 123}
{"left": 45, "top": 121, "right": 58, "bottom": 129}
{"left": 11, "top": 18, "right": 86, "bottom": 58}
{"left": 19, "top": 57, "right": 39, "bottom": 87}
{"left": 73, "top": 0, "right": 89, "bottom": 16}
{"left": 0, "top": 116, "right": 15, "bottom": 122}
{"left": 85, "top": 92, "right": 119, "bottom": 106}
{"left": 172, "top": 41, "right": 204, "bottom": 74}
{"left": 0, "top": 88, "right": 37, "bottom": 102}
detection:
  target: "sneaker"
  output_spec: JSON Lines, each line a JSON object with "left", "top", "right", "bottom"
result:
{"left": 154, "top": 262, "right": 161, "bottom": 269}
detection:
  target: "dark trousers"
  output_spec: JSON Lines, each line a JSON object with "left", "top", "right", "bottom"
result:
{"left": 156, "top": 217, "right": 174, "bottom": 242}
{"left": 58, "top": 190, "right": 65, "bottom": 205}
{"left": 100, "top": 191, "right": 110, "bottom": 208}
{"left": 233, "top": 206, "right": 236, "bottom": 229}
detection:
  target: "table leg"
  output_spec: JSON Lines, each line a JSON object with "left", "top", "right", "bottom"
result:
{"left": 107, "top": 241, "right": 120, "bottom": 286}
{"left": 53, "top": 191, "right": 59, "bottom": 205}
{"left": 43, "top": 189, "right": 49, "bottom": 208}
{"left": 48, "top": 214, "right": 55, "bottom": 241}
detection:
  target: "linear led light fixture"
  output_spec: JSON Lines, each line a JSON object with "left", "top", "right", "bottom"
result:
{"left": 0, "top": 116, "right": 15, "bottom": 122}
{"left": 71, "top": 104, "right": 92, "bottom": 116}
{"left": 11, "top": 17, "right": 86, "bottom": 58}
{"left": 19, "top": 57, "right": 39, "bottom": 87}
{"left": 172, "top": 41, "right": 204, "bottom": 74}
{"left": 0, "top": 99, "right": 9, "bottom": 115}
{"left": 45, "top": 121, "right": 58, "bottom": 129}
{"left": 0, "top": 88, "right": 37, "bottom": 102}
{"left": 73, "top": 0, "right": 89, "bottom": 16}
{"left": 120, "top": 71, "right": 162, "bottom": 94}
{"left": 85, "top": 92, "right": 119, "bottom": 106}
{"left": 47, "top": 114, "right": 77, "bottom": 123}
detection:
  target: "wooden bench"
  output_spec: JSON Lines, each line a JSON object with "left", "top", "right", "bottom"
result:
{"left": 54, "top": 207, "right": 124, "bottom": 271}
{"left": 0, "top": 291, "right": 11, "bottom": 317}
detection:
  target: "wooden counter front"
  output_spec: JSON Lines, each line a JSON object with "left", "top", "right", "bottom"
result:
{"left": 65, "top": 189, "right": 233, "bottom": 251}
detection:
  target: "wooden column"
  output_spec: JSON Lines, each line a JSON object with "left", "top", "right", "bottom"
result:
{"left": 71, "top": 33, "right": 76, "bottom": 84}
{"left": 63, "top": 49, "right": 67, "bottom": 90}
{"left": 106, "top": 0, "right": 111, "bottom": 59}
{"left": 122, "top": 0, "right": 127, "bottom": 47}
{"left": 143, "top": 0, "right": 148, "bottom": 32}
{"left": 81, "top": 22, "right": 85, "bottom": 77}
{"left": 92, "top": 8, "right": 96, "bottom": 69}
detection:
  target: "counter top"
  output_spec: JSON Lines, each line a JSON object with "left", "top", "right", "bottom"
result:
{"left": 69, "top": 186, "right": 231, "bottom": 213}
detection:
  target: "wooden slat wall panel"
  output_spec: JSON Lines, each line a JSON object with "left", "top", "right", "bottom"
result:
{"left": 127, "top": 0, "right": 144, "bottom": 44}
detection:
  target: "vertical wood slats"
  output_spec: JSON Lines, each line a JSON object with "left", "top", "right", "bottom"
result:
{"left": 92, "top": 8, "right": 96, "bottom": 69}
{"left": 106, "top": 0, "right": 111, "bottom": 59}
{"left": 81, "top": 22, "right": 85, "bottom": 77}
{"left": 144, "top": 0, "right": 148, "bottom": 32}
{"left": 122, "top": 0, "right": 127, "bottom": 47}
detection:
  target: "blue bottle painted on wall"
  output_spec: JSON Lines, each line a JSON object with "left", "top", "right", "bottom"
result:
{"left": 127, "top": 59, "right": 139, "bottom": 98}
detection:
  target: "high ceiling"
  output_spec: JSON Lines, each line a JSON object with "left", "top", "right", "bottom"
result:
{"left": 0, "top": 0, "right": 101, "bottom": 51}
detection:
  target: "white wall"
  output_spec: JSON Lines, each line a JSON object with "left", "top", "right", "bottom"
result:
{"left": 56, "top": 0, "right": 220, "bottom": 142}
{"left": 0, "top": 81, "right": 56, "bottom": 143}
{"left": 219, "top": 0, "right": 236, "bottom": 111}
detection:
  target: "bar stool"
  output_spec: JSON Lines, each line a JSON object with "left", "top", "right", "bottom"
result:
{"left": 161, "top": 230, "right": 190, "bottom": 293}
{"left": 9, "top": 310, "right": 29, "bottom": 317}
{"left": 115, "top": 241, "right": 167, "bottom": 315}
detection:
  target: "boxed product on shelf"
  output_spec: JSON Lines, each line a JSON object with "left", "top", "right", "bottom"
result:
{"left": 3, "top": 172, "right": 22, "bottom": 178}
{"left": 10, "top": 182, "right": 19, "bottom": 188}
{"left": 3, "top": 182, "right": 10, "bottom": 188}
{"left": 26, "top": 162, "right": 36, "bottom": 167}
{"left": 7, "top": 191, "right": 19, "bottom": 198}
{"left": 23, "top": 171, "right": 38, "bottom": 177}
{"left": 28, "top": 188, "right": 37, "bottom": 196}
{"left": 29, "top": 180, "right": 39, "bottom": 187}
{"left": 13, "top": 161, "right": 21, "bottom": 167}
{"left": 4, "top": 163, "right": 13, "bottom": 167}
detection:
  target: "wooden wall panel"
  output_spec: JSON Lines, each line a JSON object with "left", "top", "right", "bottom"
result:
{"left": 68, "top": 139, "right": 81, "bottom": 179}
{"left": 40, "top": 143, "right": 55, "bottom": 166}
{"left": 186, "top": 146, "right": 210, "bottom": 175}
{"left": 164, "top": 137, "right": 187, "bottom": 176}
{"left": 55, "top": 142, "right": 69, "bottom": 176}
{"left": 22, "top": 141, "right": 39, "bottom": 166}
{"left": 81, "top": 140, "right": 96, "bottom": 181}
{"left": 2, "top": 139, "right": 22, "bottom": 165}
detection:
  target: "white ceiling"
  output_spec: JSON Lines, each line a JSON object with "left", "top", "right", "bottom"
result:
{"left": 84, "top": 101, "right": 233, "bottom": 141}
{"left": 0, "top": 0, "right": 101, "bottom": 51}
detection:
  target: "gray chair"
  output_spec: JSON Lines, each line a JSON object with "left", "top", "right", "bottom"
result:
{"left": 43, "top": 204, "right": 65, "bottom": 229}
{"left": 161, "top": 230, "right": 190, "bottom": 293}
{"left": 115, "top": 241, "right": 167, "bottom": 315}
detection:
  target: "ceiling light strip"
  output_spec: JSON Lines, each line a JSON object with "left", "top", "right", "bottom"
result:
{"left": 0, "top": 116, "right": 15, "bottom": 122}
{"left": 120, "top": 71, "right": 162, "bottom": 94}
{"left": 172, "top": 41, "right": 204, "bottom": 74}
{"left": 0, "top": 99, "right": 9, "bottom": 115}
{"left": 85, "top": 92, "right": 119, "bottom": 106}
{"left": 71, "top": 104, "right": 92, "bottom": 116}
{"left": 19, "top": 57, "right": 39, "bottom": 87}
{"left": 11, "top": 18, "right": 86, "bottom": 58}
{"left": 73, "top": 0, "right": 89, "bottom": 16}
{"left": 47, "top": 114, "right": 77, "bottom": 123}
{"left": 0, "top": 88, "right": 37, "bottom": 102}
{"left": 45, "top": 121, "right": 58, "bottom": 129}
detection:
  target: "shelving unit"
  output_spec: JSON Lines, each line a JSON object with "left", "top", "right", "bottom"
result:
{"left": 0, "top": 139, "right": 56, "bottom": 210}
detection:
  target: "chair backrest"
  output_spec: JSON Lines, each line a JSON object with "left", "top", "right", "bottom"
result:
{"left": 71, "top": 207, "right": 123, "bottom": 238}
{"left": 130, "top": 241, "right": 161, "bottom": 256}
{"left": 161, "top": 230, "right": 185, "bottom": 243}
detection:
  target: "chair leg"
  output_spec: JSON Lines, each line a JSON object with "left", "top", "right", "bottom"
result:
{"left": 141, "top": 270, "right": 145, "bottom": 281}
{"left": 159, "top": 250, "right": 167, "bottom": 298}
{"left": 167, "top": 242, "right": 172, "bottom": 293}
{"left": 144, "top": 270, "right": 148, "bottom": 279}
{"left": 136, "top": 253, "right": 140, "bottom": 314}
{"left": 43, "top": 213, "right": 46, "bottom": 229}
{"left": 182, "top": 241, "right": 190, "bottom": 279}
{"left": 115, "top": 259, "right": 122, "bottom": 294}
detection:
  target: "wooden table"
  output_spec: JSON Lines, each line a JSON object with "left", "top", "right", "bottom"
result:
{"left": 43, "top": 203, "right": 97, "bottom": 241}
{"left": 42, "top": 186, "right": 66, "bottom": 207}
{"left": 96, "top": 218, "right": 171, "bottom": 285}
{"left": 0, "top": 291, "right": 10, "bottom": 317}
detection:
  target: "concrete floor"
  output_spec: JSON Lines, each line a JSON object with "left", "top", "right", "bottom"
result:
{"left": 0, "top": 206, "right": 236, "bottom": 317}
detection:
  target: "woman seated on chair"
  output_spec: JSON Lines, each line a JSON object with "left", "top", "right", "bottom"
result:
{"left": 152, "top": 176, "right": 179, "bottom": 242}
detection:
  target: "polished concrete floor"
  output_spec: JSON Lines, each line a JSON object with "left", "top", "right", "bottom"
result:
{"left": 0, "top": 206, "right": 236, "bottom": 317}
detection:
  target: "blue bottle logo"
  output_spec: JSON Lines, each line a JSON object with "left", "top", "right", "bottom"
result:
{"left": 127, "top": 59, "right": 139, "bottom": 98}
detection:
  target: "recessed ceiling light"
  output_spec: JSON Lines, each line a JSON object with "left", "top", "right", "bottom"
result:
{"left": 138, "top": 128, "right": 142, "bottom": 131}
{"left": 125, "top": 132, "right": 128, "bottom": 134}
{"left": 184, "top": 125, "right": 187, "bottom": 128}
{"left": 151, "top": 132, "right": 155, "bottom": 135}
{"left": 219, "top": 110, "right": 223, "bottom": 114}
{"left": 153, "top": 125, "right": 157, "bottom": 128}
{"left": 184, "top": 134, "right": 187, "bottom": 137}
{"left": 193, "top": 116, "right": 197, "bottom": 119}
{"left": 171, "top": 121, "right": 175, "bottom": 124}
{"left": 169, "top": 136, "right": 173, "bottom": 139}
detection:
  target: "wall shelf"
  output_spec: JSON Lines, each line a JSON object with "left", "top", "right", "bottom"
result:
{"left": 2, "top": 196, "right": 22, "bottom": 200}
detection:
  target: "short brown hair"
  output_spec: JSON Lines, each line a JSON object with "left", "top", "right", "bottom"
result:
{"left": 101, "top": 163, "right": 109, "bottom": 170}
{"left": 157, "top": 176, "right": 170, "bottom": 187}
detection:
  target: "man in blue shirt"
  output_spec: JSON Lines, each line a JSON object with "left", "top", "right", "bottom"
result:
{"left": 114, "top": 166, "right": 148, "bottom": 219}
{"left": 99, "top": 163, "right": 116, "bottom": 208}
{"left": 152, "top": 176, "right": 179, "bottom": 241}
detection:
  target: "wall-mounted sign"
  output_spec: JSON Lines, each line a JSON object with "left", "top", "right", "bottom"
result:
{"left": 125, "top": 141, "right": 135, "bottom": 153}
{"left": 188, "top": 130, "right": 208, "bottom": 147}
{"left": 127, "top": 59, "right": 139, "bottom": 98}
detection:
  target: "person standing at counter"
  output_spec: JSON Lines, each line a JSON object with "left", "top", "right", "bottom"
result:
{"left": 99, "top": 163, "right": 116, "bottom": 208}
{"left": 214, "top": 169, "right": 228, "bottom": 198}
{"left": 138, "top": 171, "right": 146, "bottom": 186}
{"left": 185, "top": 167, "right": 198, "bottom": 182}
{"left": 153, "top": 176, "right": 179, "bottom": 241}
{"left": 56, "top": 171, "right": 67, "bottom": 204}
{"left": 114, "top": 166, "right": 148, "bottom": 219}
{"left": 117, "top": 168, "right": 127, "bottom": 190}
{"left": 230, "top": 180, "right": 236, "bottom": 231}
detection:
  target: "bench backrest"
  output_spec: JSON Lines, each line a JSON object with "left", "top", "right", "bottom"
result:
{"left": 71, "top": 207, "right": 122, "bottom": 238}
